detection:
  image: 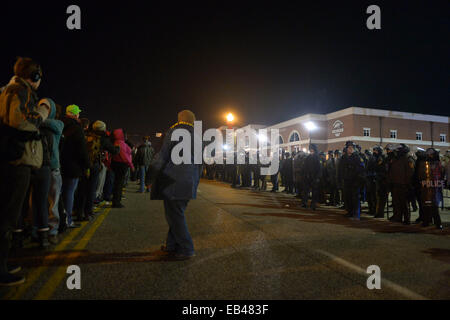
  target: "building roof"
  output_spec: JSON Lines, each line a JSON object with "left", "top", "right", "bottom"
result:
{"left": 265, "top": 106, "right": 449, "bottom": 129}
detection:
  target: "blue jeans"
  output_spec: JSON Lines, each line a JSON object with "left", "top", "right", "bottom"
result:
{"left": 62, "top": 178, "right": 79, "bottom": 225}
{"left": 103, "top": 169, "right": 115, "bottom": 201}
{"left": 139, "top": 165, "right": 148, "bottom": 192}
{"left": 48, "top": 169, "right": 63, "bottom": 236}
{"left": 163, "top": 199, "right": 194, "bottom": 256}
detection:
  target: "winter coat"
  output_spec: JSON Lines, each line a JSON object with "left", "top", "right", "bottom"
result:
{"left": 40, "top": 101, "right": 64, "bottom": 170}
{"left": 0, "top": 76, "right": 49, "bottom": 167}
{"left": 60, "top": 116, "right": 90, "bottom": 178}
{"left": 135, "top": 142, "right": 154, "bottom": 166}
{"left": 147, "top": 122, "right": 202, "bottom": 200}
{"left": 111, "top": 129, "right": 134, "bottom": 170}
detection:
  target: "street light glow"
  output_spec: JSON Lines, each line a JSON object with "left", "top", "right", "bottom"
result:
{"left": 258, "top": 134, "right": 267, "bottom": 142}
{"left": 305, "top": 121, "right": 317, "bottom": 131}
{"left": 226, "top": 113, "right": 235, "bottom": 123}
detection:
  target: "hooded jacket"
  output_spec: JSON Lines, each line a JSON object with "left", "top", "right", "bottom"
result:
{"left": 60, "top": 116, "right": 90, "bottom": 178}
{"left": 0, "top": 76, "right": 49, "bottom": 167}
{"left": 111, "top": 129, "right": 134, "bottom": 169}
{"left": 40, "top": 98, "right": 64, "bottom": 170}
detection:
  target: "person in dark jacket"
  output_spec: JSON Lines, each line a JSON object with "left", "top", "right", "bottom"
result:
{"left": 326, "top": 150, "right": 338, "bottom": 206}
{"left": 293, "top": 150, "right": 306, "bottom": 198}
{"left": 135, "top": 136, "right": 154, "bottom": 193}
{"left": 387, "top": 144, "right": 414, "bottom": 224}
{"left": 366, "top": 147, "right": 378, "bottom": 216}
{"left": 372, "top": 145, "right": 388, "bottom": 218}
{"left": 60, "top": 105, "right": 90, "bottom": 228}
{"left": 0, "top": 57, "right": 49, "bottom": 286}
{"left": 40, "top": 101, "right": 64, "bottom": 243}
{"left": 76, "top": 120, "right": 120, "bottom": 219}
{"left": 341, "top": 141, "right": 365, "bottom": 219}
{"left": 301, "top": 144, "right": 321, "bottom": 210}
{"left": 146, "top": 109, "right": 202, "bottom": 260}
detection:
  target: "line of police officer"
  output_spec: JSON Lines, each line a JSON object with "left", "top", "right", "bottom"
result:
{"left": 204, "top": 141, "right": 445, "bottom": 230}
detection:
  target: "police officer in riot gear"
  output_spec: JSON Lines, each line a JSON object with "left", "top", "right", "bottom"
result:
{"left": 301, "top": 144, "right": 321, "bottom": 210}
{"left": 372, "top": 145, "right": 388, "bottom": 218}
{"left": 341, "top": 141, "right": 365, "bottom": 219}
{"left": 387, "top": 144, "right": 414, "bottom": 224}
{"left": 366, "top": 147, "right": 378, "bottom": 216}
{"left": 413, "top": 147, "right": 426, "bottom": 223}
{"left": 334, "top": 149, "right": 343, "bottom": 206}
{"left": 293, "top": 150, "right": 306, "bottom": 198}
{"left": 326, "top": 150, "right": 338, "bottom": 206}
{"left": 417, "top": 148, "right": 443, "bottom": 229}
{"left": 282, "top": 152, "right": 294, "bottom": 193}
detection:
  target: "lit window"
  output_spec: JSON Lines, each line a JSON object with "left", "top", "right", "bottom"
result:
{"left": 416, "top": 132, "right": 422, "bottom": 141}
{"left": 289, "top": 132, "right": 300, "bottom": 142}
{"left": 390, "top": 130, "right": 397, "bottom": 139}
{"left": 440, "top": 134, "right": 446, "bottom": 142}
{"left": 363, "top": 128, "right": 371, "bottom": 137}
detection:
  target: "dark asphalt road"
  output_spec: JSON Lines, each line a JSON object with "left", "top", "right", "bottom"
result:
{"left": 2, "top": 179, "right": 449, "bottom": 300}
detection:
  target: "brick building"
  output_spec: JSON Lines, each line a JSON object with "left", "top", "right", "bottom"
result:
{"left": 247, "top": 107, "right": 450, "bottom": 153}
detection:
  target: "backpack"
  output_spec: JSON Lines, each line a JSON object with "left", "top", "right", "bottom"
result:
{"left": 86, "top": 132, "right": 102, "bottom": 167}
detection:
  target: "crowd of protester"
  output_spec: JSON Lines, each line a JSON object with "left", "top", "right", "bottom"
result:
{"left": 0, "top": 57, "right": 155, "bottom": 286}
{"left": 0, "top": 57, "right": 448, "bottom": 287}
{"left": 204, "top": 141, "right": 449, "bottom": 229}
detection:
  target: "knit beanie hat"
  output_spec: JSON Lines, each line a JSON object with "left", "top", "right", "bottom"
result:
{"left": 93, "top": 120, "right": 107, "bottom": 132}
{"left": 178, "top": 109, "right": 196, "bottom": 124}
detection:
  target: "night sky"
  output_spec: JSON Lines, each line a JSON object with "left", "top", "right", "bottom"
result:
{"left": 1, "top": 1, "right": 448, "bottom": 143}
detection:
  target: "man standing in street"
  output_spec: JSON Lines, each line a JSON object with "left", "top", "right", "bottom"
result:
{"left": 135, "top": 136, "right": 154, "bottom": 193}
{"left": 147, "top": 109, "right": 202, "bottom": 260}
{"left": 0, "top": 57, "right": 49, "bottom": 286}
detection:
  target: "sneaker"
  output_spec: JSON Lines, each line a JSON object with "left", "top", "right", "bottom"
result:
{"left": 7, "top": 265, "right": 21, "bottom": 274}
{"left": 0, "top": 273, "right": 25, "bottom": 286}
{"left": 68, "top": 222, "right": 81, "bottom": 228}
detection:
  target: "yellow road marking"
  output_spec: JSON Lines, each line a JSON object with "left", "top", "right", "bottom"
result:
{"left": 4, "top": 221, "right": 89, "bottom": 300}
{"left": 4, "top": 202, "right": 108, "bottom": 300}
{"left": 33, "top": 207, "right": 111, "bottom": 300}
